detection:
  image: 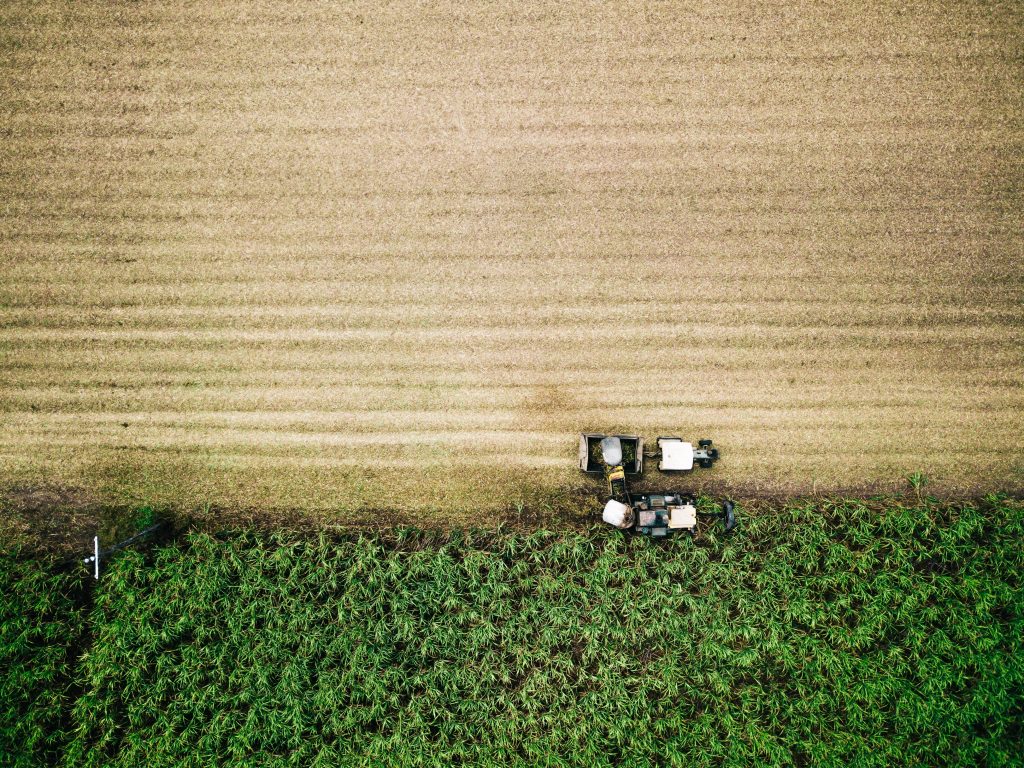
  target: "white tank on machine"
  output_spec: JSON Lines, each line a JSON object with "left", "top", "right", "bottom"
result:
{"left": 602, "top": 499, "right": 632, "bottom": 529}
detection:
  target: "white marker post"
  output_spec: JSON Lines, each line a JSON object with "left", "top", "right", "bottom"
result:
{"left": 84, "top": 535, "right": 99, "bottom": 579}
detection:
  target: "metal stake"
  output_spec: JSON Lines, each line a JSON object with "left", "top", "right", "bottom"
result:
{"left": 84, "top": 535, "right": 99, "bottom": 579}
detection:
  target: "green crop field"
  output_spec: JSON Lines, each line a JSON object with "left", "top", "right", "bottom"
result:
{"left": 3, "top": 496, "right": 1021, "bottom": 767}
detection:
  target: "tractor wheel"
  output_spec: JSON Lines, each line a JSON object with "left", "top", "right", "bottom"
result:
{"left": 698, "top": 458, "right": 712, "bottom": 469}
{"left": 698, "top": 439, "right": 712, "bottom": 448}
{"left": 723, "top": 501, "right": 737, "bottom": 531}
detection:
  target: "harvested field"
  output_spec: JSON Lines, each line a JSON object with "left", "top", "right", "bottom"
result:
{"left": 2, "top": 1, "right": 1022, "bottom": 518}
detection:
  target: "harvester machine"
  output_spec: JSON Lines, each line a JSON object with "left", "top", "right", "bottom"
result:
{"left": 579, "top": 433, "right": 735, "bottom": 537}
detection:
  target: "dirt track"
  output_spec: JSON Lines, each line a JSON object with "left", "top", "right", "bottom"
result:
{"left": 2, "top": 1, "right": 1022, "bottom": 518}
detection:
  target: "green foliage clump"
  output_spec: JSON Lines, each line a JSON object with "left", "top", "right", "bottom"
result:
{"left": 0, "top": 554, "right": 87, "bottom": 768}
{"left": 3, "top": 497, "right": 1023, "bottom": 767}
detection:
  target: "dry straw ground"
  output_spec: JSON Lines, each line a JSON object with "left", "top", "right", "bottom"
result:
{"left": 1, "top": 1, "right": 1022, "bottom": 520}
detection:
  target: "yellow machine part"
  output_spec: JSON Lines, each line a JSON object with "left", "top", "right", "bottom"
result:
{"left": 607, "top": 465, "right": 627, "bottom": 501}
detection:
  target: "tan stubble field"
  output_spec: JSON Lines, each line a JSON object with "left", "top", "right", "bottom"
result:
{"left": 2, "top": 1, "right": 1022, "bottom": 522}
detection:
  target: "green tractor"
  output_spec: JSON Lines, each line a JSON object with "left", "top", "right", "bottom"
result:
{"left": 579, "top": 433, "right": 735, "bottom": 537}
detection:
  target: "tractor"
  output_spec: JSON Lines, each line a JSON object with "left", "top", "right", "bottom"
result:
{"left": 579, "top": 433, "right": 736, "bottom": 537}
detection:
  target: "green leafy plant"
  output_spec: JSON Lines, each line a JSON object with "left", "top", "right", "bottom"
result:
{"left": 2, "top": 497, "right": 1022, "bottom": 767}
{"left": 0, "top": 555, "right": 87, "bottom": 768}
